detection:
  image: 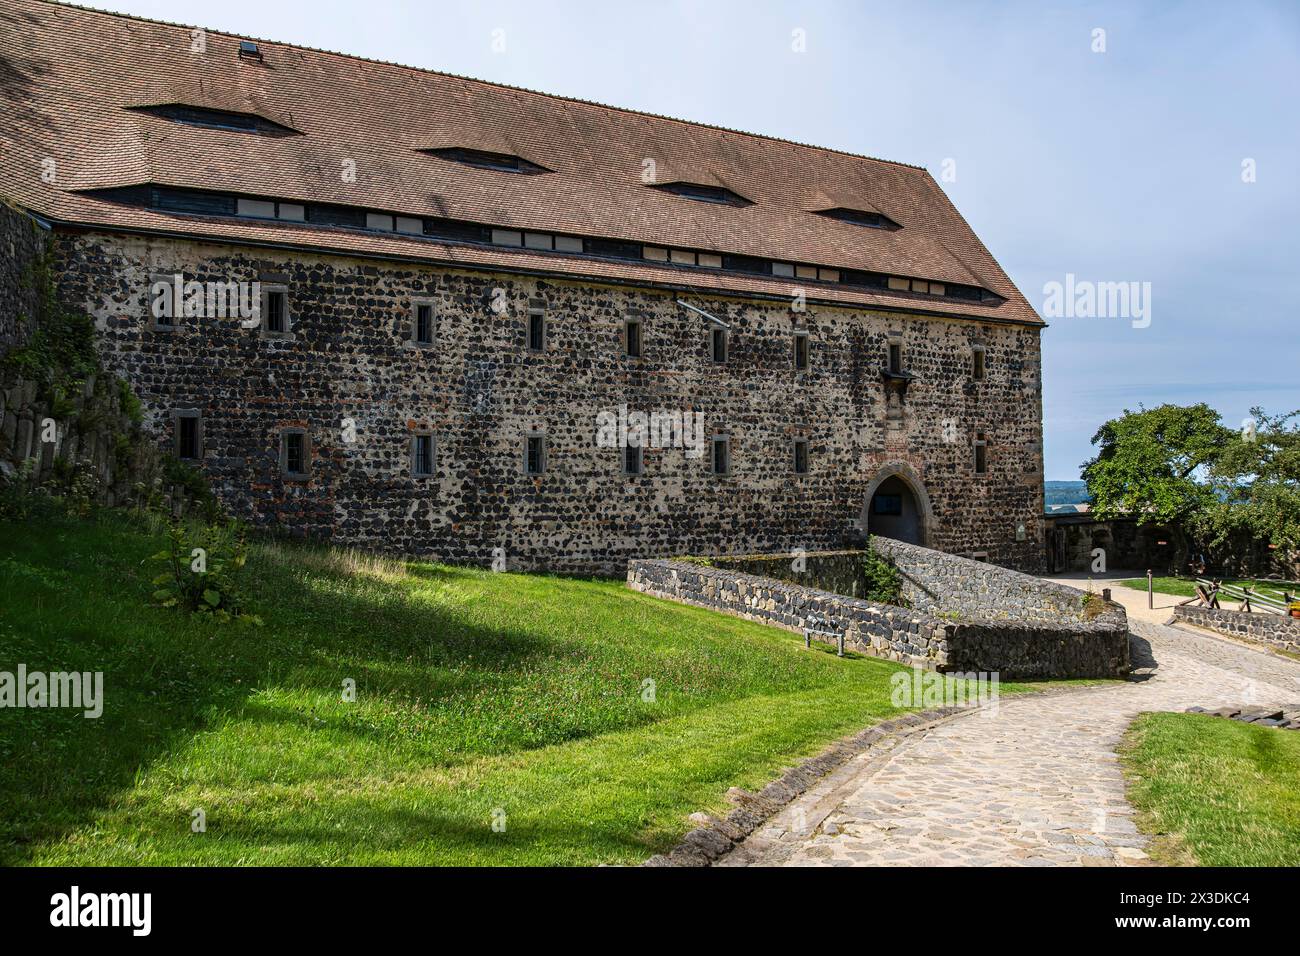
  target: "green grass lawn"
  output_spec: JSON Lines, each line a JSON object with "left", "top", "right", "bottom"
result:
{"left": 1121, "top": 712, "right": 1300, "bottom": 866}
{"left": 0, "top": 510, "right": 1015, "bottom": 866}
{"left": 1118, "top": 576, "right": 1294, "bottom": 601}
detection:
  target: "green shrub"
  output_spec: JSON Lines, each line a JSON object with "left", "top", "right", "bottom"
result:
{"left": 862, "top": 538, "right": 907, "bottom": 606}
{"left": 146, "top": 519, "right": 260, "bottom": 624}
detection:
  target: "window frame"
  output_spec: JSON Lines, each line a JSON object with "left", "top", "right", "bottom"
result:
{"left": 624, "top": 316, "right": 644, "bottom": 359}
{"left": 623, "top": 443, "right": 644, "bottom": 476}
{"left": 149, "top": 273, "right": 180, "bottom": 331}
{"left": 411, "top": 299, "right": 436, "bottom": 347}
{"left": 524, "top": 432, "right": 548, "bottom": 476}
{"left": 172, "top": 408, "right": 202, "bottom": 461}
{"left": 279, "top": 427, "right": 311, "bottom": 480}
{"left": 972, "top": 345, "right": 986, "bottom": 381}
{"left": 411, "top": 431, "right": 436, "bottom": 478}
{"left": 792, "top": 437, "right": 809, "bottom": 475}
{"left": 973, "top": 432, "right": 988, "bottom": 475}
{"left": 887, "top": 338, "right": 903, "bottom": 374}
{"left": 259, "top": 283, "right": 292, "bottom": 338}
{"left": 793, "top": 330, "right": 809, "bottom": 371}
{"left": 710, "top": 327, "right": 728, "bottom": 364}
{"left": 527, "top": 308, "right": 547, "bottom": 352}
{"left": 710, "top": 434, "right": 731, "bottom": 476}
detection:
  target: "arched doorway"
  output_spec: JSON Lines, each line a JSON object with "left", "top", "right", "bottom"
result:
{"left": 861, "top": 463, "right": 933, "bottom": 546}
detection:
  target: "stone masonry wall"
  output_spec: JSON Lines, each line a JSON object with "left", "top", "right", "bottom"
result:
{"left": 53, "top": 229, "right": 1046, "bottom": 573}
{"left": 870, "top": 535, "right": 1104, "bottom": 623}
{"left": 1174, "top": 604, "right": 1300, "bottom": 656}
{"left": 0, "top": 200, "right": 49, "bottom": 353}
{"left": 628, "top": 552, "right": 1131, "bottom": 679}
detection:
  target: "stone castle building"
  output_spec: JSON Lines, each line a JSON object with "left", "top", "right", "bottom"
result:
{"left": 3, "top": 0, "right": 1046, "bottom": 573}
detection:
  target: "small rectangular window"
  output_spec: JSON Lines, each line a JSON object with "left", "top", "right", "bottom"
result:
{"left": 793, "top": 438, "right": 809, "bottom": 475}
{"left": 711, "top": 436, "right": 730, "bottom": 475}
{"left": 281, "top": 429, "right": 310, "bottom": 478}
{"left": 974, "top": 433, "right": 988, "bottom": 475}
{"left": 174, "top": 410, "right": 201, "bottom": 461}
{"left": 972, "top": 347, "right": 986, "bottom": 380}
{"left": 888, "top": 342, "right": 902, "bottom": 374}
{"left": 624, "top": 444, "right": 643, "bottom": 476}
{"left": 412, "top": 302, "right": 434, "bottom": 345}
{"left": 525, "top": 434, "right": 547, "bottom": 476}
{"left": 528, "top": 310, "right": 546, "bottom": 352}
{"left": 261, "top": 287, "right": 289, "bottom": 335}
{"left": 711, "top": 327, "right": 728, "bottom": 363}
{"left": 625, "top": 317, "right": 643, "bottom": 358}
{"left": 793, "top": 331, "right": 809, "bottom": 370}
{"left": 412, "top": 433, "right": 435, "bottom": 477}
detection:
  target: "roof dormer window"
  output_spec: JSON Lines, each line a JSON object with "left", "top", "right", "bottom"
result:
{"left": 651, "top": 182, "right": 751, "bottom": 207}
{"left": 423, "top": 148, "right": 549, "bottom": 175}
{"left": 129, "top": 104, "right": 298, "bottom": 136}
{"left": 814, "top": 207, "right": 900, "bottom": 230}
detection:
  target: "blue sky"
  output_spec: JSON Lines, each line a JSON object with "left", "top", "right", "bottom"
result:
{"left": 97, "top": 0, "right": 1300, "bottom": 478}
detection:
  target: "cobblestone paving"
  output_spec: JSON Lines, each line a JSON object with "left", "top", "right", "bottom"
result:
{"left": 722, "top": 618, "right": 1300, "bottom": 867}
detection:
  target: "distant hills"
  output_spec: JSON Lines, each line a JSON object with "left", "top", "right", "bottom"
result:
{"left": 1045, "top": 481, "right": 1091, "bottom": 512}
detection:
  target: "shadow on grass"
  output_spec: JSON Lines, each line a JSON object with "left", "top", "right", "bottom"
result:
{"left": 0, "top": 512, "right": 564, "bottom": 864}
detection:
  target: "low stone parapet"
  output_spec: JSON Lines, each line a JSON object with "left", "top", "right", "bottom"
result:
{"left": 627, "top": 552, "right": 1131, "bottom": 679}
{"left": 1174, "top": 604, "right": 1300, "bottom": 656}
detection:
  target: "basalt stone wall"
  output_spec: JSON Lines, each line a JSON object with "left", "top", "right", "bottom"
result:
{"left": 870, "top": 536, "right": 1103, "bottom": 623}
{"left": 53, "top": 229, "right": 1045, "bottom": 572}
{"left": 708, "top": 550, "right": 868, "bottom": 598}
{"left": 628, "top": 554, "right": 1131, "bottom": 678}
{"left": 628, "top": 558, "right": 952, "bottom": 669}
{"left": 1174, "top": 604, "right": 1300, "bottom": 656}
{"left": 0, "top": 201, "right": 49, "bottom": 353}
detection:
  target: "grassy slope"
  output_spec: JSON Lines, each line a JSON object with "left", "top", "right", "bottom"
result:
{"left": 1121, "top": 712, "right": 1300, "bottom": 866}
{"left": 0, "top": 512, "right": 961, "bottom": 865}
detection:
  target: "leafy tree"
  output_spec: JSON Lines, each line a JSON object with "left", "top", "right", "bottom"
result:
{"left": 1081, "top": 403, "right": 1232, "bottom": 526}
{"left": 1204, "top": 407, "right": 1300, "bottom": 552}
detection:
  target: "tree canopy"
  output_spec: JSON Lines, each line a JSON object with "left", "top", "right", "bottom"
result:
{"left": 1081, "top": 403, "right": 1300, "bottom": 553}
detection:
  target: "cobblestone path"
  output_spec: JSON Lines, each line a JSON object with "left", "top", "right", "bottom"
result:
{"left": 721, "top": 618, "right": 1300, "bottom": 867}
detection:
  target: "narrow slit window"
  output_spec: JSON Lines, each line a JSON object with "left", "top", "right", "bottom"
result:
{"left": 625, "top": 317, "right": 643, "bottom": 358}
{"left": 888, "top": 341, "right": 902, "bottom": 374}
{"left": 262, "top": 287, "right": 288, "bottom": 334}
{"left": 793, "top": 438, "right": 809, "bottom": 475}
{"left": 174, "top": 411, "right": 201, "bottom": 461}
{"left": 281, "top": 429, "right": 309, "bottom": 478}
{"left": 711, "top": 436, "right": 730, "bottom": 475}
{"left": 972, "top": 347, "right": 986, "bottom": 380}
{"left": 528, "top": 310, "right": 546, "bottom": 352}
{"left": 412, "top": 434, "right": 435, "bottom": 477}
{"left": 711, "top": 327, "right": 728, "bottom": 363}
{"left": 413, "top": 303, "right": 434, "bottom": 345}
{"left": 525, "top": 434, "right": 547, "bottom": 476}
{"left": 793, "top": 331, "right": 809, "bottom": 370}
{"left": 974, "top": 433, "right": 988, "bottom": 475}
{"left": 624, "top": 444, "right": 643, "bottom": 476}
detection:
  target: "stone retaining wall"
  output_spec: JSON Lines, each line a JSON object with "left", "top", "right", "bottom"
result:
{"left": 869, "top": 536, "right": 1096, "bottom": 624}
{"left": 627, "top": 553, "right": 1131, "bottom": 678}
{"left": 1174, "top": 604, "right": 1300, "bottom": 656}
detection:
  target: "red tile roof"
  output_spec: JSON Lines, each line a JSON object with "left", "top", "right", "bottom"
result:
{"left": 0, "top": 0, "right": 1042, "bottom": 325}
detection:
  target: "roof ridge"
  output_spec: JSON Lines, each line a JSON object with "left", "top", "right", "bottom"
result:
{"left": 42, "top": 0, "right": 928, "bottom": 172}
